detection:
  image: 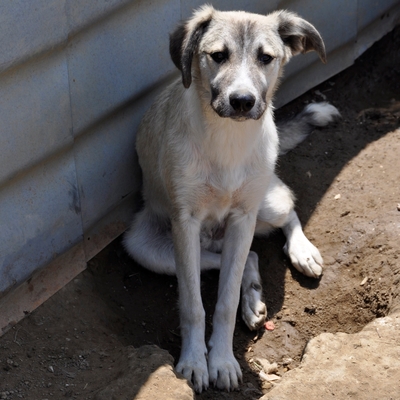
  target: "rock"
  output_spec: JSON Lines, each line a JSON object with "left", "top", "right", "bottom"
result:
{"left": 255, "top": 357, "right": 278, "bottom": 374}
{"left": 261, "top": 310, "right": 400, "bottom": 400}
{"left": 95, "top": 345, "right": 194, "bottom": 400}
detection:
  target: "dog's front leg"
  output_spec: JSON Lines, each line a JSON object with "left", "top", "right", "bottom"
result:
{"left": 208, "top": 210, "right": 258, "bottom": 391}
{"left": 172, "top": 214, "right": 209, "bottom": 393}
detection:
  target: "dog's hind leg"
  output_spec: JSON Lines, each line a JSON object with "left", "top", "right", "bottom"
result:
{"left": 124, "top": 208, "right": 177, "bottom": 274}
{"left": 240, "top": 251, "right": 267, "bottom": 330}
{"left": 256, "top": 174, "right": 323, "bottom": 278}
{"left": 124, "top": 208, "right": 221, "bottom": 275}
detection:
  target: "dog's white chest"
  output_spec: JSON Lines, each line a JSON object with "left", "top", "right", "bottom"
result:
{"left": 199, "top": 165, "right": 259, "bottom": 222}
{"left": 208, "top": 165, "right": 247, "bottom": 194}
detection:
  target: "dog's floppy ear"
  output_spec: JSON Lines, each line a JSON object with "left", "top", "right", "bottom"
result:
{"left": 276, "top": 11, "right": 326, "bottom": 63}
{"left": 169, "top": 5, "right": 214, "bottom": 88}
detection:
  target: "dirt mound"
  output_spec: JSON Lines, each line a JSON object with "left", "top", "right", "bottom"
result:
{"left": 262, "top": 310, "right": 400, "bottom": 399}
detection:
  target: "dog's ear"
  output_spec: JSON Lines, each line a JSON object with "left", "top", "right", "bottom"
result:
{"left": 276, "top": 11, "right": 326, "bottom": 63}
{"left": 169, "top": 5, "right": 214, "bottom": 88}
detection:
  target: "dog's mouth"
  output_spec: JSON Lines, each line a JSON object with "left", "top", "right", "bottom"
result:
{"left": 229, "top": 115, "right": 253, "bottom": 122}
{"left": 212, "top": 105, "right": 265, "bottom": 121}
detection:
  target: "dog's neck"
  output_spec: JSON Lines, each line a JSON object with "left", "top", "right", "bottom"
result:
{"left": 203, "top": 114, "right": 266, "bottom": 167}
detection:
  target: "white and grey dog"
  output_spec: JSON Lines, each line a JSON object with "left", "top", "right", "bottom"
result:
{"left": 124, "top": 5, "right": 339, "bottom": 393}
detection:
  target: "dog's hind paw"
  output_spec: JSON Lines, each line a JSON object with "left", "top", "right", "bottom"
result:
{"left": 176, "top": 352, "right": 209, "bottom": 393}
{"left": 241, "top": 251, "right": 266, "bottom": 330}
{"left": 241, "top": 282, "right": 267, "bottom": 330}
{"left": 284, "top": 234, "right": 323, "bottom": 278}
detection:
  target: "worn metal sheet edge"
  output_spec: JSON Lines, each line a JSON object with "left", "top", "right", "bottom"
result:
{"left": 0, "top": 243, "right": 86, "bottom": 337}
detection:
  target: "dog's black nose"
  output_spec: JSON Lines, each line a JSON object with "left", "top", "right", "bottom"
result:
{"left": 229, "top": 92, "right": 256, "bottom": 113}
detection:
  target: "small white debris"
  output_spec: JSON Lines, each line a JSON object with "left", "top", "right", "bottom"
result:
{"left": 334, "top": 194, "right": 341, "bottom": 200}
{"left": 259, "top": 371, "right": 281, "bottom": 381}
{"left": 282, "top": 357, "right": 294, "bottom": 366}
{"left": 255, "top": 357, "right": 279, "bottom": 374}
{"left": 48, "top": 366, "right": 54, "bottom": 373}
{"left": 306, "top": 171, "right": 312, "bottom": 178}
{"left": 360, "top": 277, "right": 368, "bottom": 286}
{"left": 314, "top": 90, "right": 327, "bottom": 100}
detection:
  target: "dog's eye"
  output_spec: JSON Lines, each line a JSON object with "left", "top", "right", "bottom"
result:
{"left": 259, "top": 54, "right": 273, "bottom": 65}
{"left": 210, "top": 52, "right": 228, "bottom": 63}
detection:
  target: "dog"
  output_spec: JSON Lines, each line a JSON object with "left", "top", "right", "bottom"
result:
{"left": 124, "top": 5, "right": 339, "bottom": 393}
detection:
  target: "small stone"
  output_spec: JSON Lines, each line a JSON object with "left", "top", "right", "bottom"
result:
{"left": 262, "top": 381, "right": 273, "bottom": 391}
{"left": 324, "top": 256, "right": 336, "bottom": 265}
{"left": 304, "top": 306, "right": 317, "bottom": 315}
{"left": 282, "top": 357, "right": 294, "bottom": 366}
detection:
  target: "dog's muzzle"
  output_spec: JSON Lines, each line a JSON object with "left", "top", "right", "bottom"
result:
{"left": 211, "top": 86, "right": 265, "bottom": 120}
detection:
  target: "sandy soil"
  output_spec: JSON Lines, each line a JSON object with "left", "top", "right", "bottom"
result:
{"left": 0, "top": 26, "right": 399, "bottom": 400}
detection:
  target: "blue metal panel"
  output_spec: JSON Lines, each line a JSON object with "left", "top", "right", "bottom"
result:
{"left": 67, "top": 0, "right": 180, "bottom": 136}
{"left": 357, "top": 0, "right": 400, "bottom": 30}
{"left": 0, "top": 150, "right": 82, "bottom": 294}
{"left": 181, "top": 0, "right": 279, "bottom": 17}
{"left": 0, "top": 53, "right": 73, "bottom": 185}
{"left": 356, "top": 0, "right": 400, "bottom": 56}
{"left": 275, "top": 0, "right": 358, "bottom": 106}
{"left": 65, "top": 0, "right": 134, "bottom": 34}
{"left": 73, "top": 103, "right": 143, "bottom": 232}
{"left": 0, "top": 1, "right": 68, "bottom": 73}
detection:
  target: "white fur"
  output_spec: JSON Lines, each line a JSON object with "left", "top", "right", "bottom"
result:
{"left": 124, "top": 6, "right": 334, "bottom": 393}
{"left": 305, "top": 102, "right": 341, "bottom": 126}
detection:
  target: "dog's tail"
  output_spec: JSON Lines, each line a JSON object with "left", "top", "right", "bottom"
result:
{"left": 277, "top": 102, "right": 340, "bottom": 155}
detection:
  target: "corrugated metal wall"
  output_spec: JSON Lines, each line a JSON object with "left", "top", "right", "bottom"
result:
{"left": 1, "top": 0, "right": 399, "bottom": 333}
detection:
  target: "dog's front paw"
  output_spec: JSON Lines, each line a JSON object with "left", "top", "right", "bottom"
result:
{"left": 284, "top": 235, "right": 323, "bottom": 278}
{"left": 241, "top": 282, "right": 266, "bottom": 330}
{"left": 208, "top": 348, "right": 242, "bottom": 391}
{"left": 176, "top": 351, "right": 209, "bottom": 393}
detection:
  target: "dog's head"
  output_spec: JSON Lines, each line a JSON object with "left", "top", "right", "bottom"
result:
{"left": 170, "top": 5, "right": 326, "bottom": 121}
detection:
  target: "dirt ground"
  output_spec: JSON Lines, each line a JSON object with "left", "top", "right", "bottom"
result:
{"left": 1, "top": 26, "right": 399, "bottom": 400}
